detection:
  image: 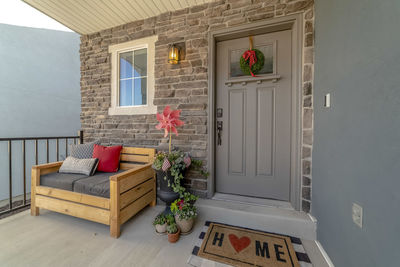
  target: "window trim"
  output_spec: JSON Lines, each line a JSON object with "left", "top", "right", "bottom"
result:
{"left": 108, "top": 35, "right": 158, "bottom": 115}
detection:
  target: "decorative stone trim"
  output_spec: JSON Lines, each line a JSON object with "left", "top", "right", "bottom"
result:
{"left": 80, "top": 0, "right": 314, "bottom": 212}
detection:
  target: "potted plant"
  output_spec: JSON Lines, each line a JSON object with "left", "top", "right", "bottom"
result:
{"left": 165, "top": 213, "right": 175, "bottom": 225}
{"left": 170, "top": 192, "right": 198, "bottom": 234}
{"left": 153, "top": 150, "right": 188, "bottom": 212}
{"left": 153, "top": 213, "right": 167, "bottom": 234}
{"left": 153, "top": 106, "right": 208, "bottom": 213}
{"left": 167, "top": 222, "right": 180, "bottom": 243}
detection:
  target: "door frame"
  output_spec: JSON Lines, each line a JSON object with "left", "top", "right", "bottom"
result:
{"left": 207, "top": 14, "right": 304, "bottom": 210}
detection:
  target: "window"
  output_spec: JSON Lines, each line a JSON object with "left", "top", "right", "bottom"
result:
{"left": 108, "top": 36, "right": 157, "bottom": 115}
{"left": 119, "top": 48, "right": 147, "bottom": 106}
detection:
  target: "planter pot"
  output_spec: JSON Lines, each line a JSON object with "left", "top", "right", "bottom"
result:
{"left": 155, "top": 223, "right": 167, "bottom": 234}
{"left": 155, "top": 169, "right": 182, "bottom": 214}
{"left": 168, "top": 228, "right": 181, "bottom": 243}
{"left": 175, "top": 216, "right": 194, "bottom": 234}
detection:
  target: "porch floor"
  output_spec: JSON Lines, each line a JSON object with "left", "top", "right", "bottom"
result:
{"left": 0, "top": 199, "right": 329, "bottom": 267}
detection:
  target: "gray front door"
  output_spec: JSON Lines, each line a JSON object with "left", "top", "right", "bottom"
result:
{"left": 215, "top": 30, "right": 292, "bottom": 200}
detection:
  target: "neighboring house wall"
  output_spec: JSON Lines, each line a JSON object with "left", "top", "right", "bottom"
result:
{"left": 80, "top": 0, "right": 314, "bottom": 211}
{"left": 313, "top": 0, "right": 400, "bottom": 266}
{"left": 0, "top": 24, "right": 80, "bottom": 201}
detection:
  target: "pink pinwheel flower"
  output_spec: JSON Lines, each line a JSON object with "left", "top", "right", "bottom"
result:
{"left": 155, "top": 106, "right": 184, "bottom": 137}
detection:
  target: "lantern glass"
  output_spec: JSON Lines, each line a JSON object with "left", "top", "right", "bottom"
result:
{"left": 168, "top": 45, "right": 180, "bottom": 64}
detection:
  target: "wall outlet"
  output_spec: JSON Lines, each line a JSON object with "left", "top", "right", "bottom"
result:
{"left": 352, "top": 203, "right": 363, "bottom": 228}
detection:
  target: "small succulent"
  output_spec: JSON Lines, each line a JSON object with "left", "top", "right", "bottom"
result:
{"left": 167, "top": 223, "right": 178, "bottom": 234}
{"left": 152, "top": 214, "right": 167, "bottom": 226}
{"left": 165, "top": 213, "right": 175, "bottom": 225}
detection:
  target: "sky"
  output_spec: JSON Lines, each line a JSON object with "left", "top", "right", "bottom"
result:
{"left": 0, "top": 0, "right": 72, "bottom": 32}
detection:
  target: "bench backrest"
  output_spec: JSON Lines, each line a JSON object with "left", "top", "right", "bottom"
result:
{"left": 119, "top": 147, "right": 156, "bottom": 170}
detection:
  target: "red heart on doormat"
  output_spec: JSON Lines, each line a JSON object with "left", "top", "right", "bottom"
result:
{"left": 228, "top": 234, "right": 251, "bottom": 253}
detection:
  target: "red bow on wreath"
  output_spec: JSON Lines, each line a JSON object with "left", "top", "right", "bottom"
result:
{"left": 242, "top": 50, "right": 257, "bottom": 77}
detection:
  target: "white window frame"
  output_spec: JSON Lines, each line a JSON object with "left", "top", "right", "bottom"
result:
{"left": 108, "top": 35, "right": 158, "bottom": 115}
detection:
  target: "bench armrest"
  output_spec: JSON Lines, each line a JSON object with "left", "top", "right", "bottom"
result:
{"left": 109, "top": 163, "right": 156, "bottom": 238}
{"left": 109, "top": 163, "right": 153, "bottom": 182}
{"left": 32, "top": 161, "right": 63, "bottom": 170}
{"left": 32, "top": 161, "right": 63, "bottom": 176}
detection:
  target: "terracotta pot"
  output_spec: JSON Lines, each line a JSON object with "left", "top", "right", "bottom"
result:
{"left": 155, "top": 223, "right": 167, "bottom": 233}
{"left": 168, "top": 228, "right": 181, "bottom": 243}
{"left": 175, "top": 216, "right": 194, "bottom": 233}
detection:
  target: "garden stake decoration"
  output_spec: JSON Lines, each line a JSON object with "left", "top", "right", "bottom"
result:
{"left": 156, "top": 106, "right": 184, "bottom": 154}
{"left": 153, "top": 106, "right": 207, "bottom": 215}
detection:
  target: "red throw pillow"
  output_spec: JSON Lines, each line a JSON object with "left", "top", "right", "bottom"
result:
{"left": 92, "top": 144, "right": 123, "bottom": 172}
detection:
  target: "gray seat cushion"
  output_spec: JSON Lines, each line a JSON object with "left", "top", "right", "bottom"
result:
{"left": 40, "top": 172, "right": 89, "bottom": 191}
{"left": 73, "top": 170, "right": 124, "bottom": 198}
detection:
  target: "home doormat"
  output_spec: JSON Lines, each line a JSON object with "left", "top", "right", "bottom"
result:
{"left": 188, "top": 221, "right": 312, "bottom": 267}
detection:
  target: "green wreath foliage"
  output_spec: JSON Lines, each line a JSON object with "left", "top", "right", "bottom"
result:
{"left": 239, "top": 49, "right": 265, "bottom": 76}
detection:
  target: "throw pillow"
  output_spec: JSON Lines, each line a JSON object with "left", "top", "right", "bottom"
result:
{"left": 59, "top": 157, "right": 99, "bottom": 176}
{"left": 90, "top": 158, "right": 100, "bottom": 176}
{"left": 92, "top": 144, "right": 123, "bottom": 172}
{"left": 69, "top": 140, "right": 100, "bottom": 159}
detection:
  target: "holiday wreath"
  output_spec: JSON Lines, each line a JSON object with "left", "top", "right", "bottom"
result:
{"left": 239, "top": 36, "right": 265, "bottom": 77}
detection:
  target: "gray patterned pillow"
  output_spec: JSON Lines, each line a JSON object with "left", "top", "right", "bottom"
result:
{"left": 59, "top": 157, "right": 99, "bottom": 176}
{"left": 69, "top": 140, "right": 100, "bottom": 159}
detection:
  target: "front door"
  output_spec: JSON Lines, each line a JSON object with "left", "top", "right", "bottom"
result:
{"left": 215, "top": 30, "right": 292, "bottom": 201}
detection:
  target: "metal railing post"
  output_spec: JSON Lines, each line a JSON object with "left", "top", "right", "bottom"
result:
{"left": 8, "top": 140, "right": 12, "bottom": 210}
{"left": 22, "top": 140, "right": 26, "bottom": 205}
{"left": 79, "top": 130, "right": 83, "bottom": 144}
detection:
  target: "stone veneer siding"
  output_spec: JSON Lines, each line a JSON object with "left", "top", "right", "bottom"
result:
{"left": 80, "top": 0, "right": 314, "bottom": 212}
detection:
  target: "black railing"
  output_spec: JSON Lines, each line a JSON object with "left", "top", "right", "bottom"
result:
{"left": 0, "top": 131, "right": 82, "bottom": 216}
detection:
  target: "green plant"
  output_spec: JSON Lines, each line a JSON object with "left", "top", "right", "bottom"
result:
{"left": 152, "top": 214, "right": 167, "bottom": 226}
{"left": 166, "top": 213, "right": 175, "bottom": 225}
{"left": 170, "top": 195, "right": 198, "bottom": 220}
{"left": 153, "top": 151, "right": 208, "bottom": 196}
{"left": 191, "top": 159, "right": 210, "bottom": 178}
{"left": 182, "top": 192, "right": 198, "bottom": 204}
{"left": 167, "top": 223, "right": 178, "bottom": 234}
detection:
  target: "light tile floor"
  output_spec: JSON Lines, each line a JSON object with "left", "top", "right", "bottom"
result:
{"left": 0, "top": 200, "right": 329, "bottom": 267}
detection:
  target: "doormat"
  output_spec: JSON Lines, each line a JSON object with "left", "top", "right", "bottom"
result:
{"left": 188, "top": 221, "right": 312, "bottom": 267}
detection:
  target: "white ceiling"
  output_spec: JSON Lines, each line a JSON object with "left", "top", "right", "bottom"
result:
{"left": 23, "top": 0, "right": 215, "bottom": 35}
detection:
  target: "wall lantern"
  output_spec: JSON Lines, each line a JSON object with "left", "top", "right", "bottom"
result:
{"left": 168, "top": 44, "right": 180, "bottom": 64}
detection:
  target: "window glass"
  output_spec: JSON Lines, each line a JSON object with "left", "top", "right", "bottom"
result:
{"left": 120, "top": 52, "right": 133, "bottom": 79}
{"left": 119, "top": 79, "right": 133, "bottom": 106}
{"left": 119, "top": 48, "right": 147, "bottom": 106}
{"left": 134, "top": 77, "right": 147, "bottom": 105}
{"left": 134, "top": 48, "right": 147, "bottom": 77}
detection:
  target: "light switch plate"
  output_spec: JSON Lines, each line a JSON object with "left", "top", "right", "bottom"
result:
{"left": 352, "top": 203, "right": 363, "bottom": 228}
{"left": 324, "top": 93, "right": 331, "bottom": 108}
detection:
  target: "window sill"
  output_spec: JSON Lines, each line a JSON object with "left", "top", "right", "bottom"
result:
{"left": 108, "top": 105, "right": 157, "bottom": 115}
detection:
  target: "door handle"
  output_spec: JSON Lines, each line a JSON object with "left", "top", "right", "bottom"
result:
{"left": 217, "top": 121, "right": 223, "bottom": 146}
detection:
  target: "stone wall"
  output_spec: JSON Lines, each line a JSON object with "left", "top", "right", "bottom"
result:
{"left": 80, "top": 0, "right": 314, "bottom": 212}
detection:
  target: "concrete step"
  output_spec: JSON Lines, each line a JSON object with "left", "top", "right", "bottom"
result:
{"left": 196, "top": 198, "right": 317, "bottom": 240}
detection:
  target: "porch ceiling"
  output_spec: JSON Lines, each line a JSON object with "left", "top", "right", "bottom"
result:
{"left": 22, "top": 0, "right": 215, "bottom": 35}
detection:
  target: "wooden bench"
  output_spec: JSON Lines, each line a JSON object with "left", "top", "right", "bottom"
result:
{"left": 30, "top": 147, "right": 156, "bottom": 238}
